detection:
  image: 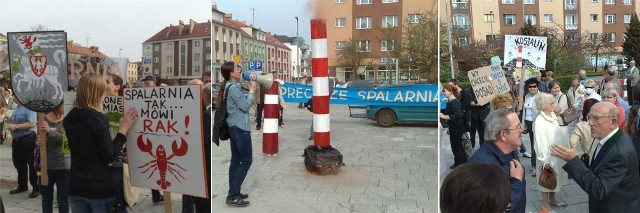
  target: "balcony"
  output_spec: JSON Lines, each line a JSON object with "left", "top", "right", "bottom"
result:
{"left": 564, "top": 4, "right": 577, "bottom": 10}
{"left": 565, "top": 24, "right": 578, "bottom": 30}
{"left": 452, "top": 3, "right": 468, "bottom": 10}
{"left": 454, "top": 24, "right": 470, "bottom": 31}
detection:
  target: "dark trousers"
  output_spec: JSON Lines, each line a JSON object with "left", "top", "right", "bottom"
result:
{"left": 182, "top": 194, "right": 194, "bottom": 213}
{"left": 12, "top": 132, "right": 37, "bottom": 191}
{"left": 628, "top": 84, "right": 634, "bottom": 104}
{"left": 151, "top": 190, "right": 162, "bottom": 202}
{"left": 193, "top": 196, "right": 211, "bottom": 212}
{"left": 227, "top": 126, "right": 253, "bottom": 201}
{"left": 449, "top": 128, "right": 467, "bottom": 166}
{"left": 525, "top": 120, "right": 536, "bottom": 168}
{"left": 111, "top": 167, "right": 127, "bottom": 213}
{"left": 40, "top": 169, "right": 70, "bottom": 213}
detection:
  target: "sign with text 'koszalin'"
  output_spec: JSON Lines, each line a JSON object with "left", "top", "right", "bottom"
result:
{"left": 280, "top": 84, "right": 437, "bottom": 106}
{"left": 468, "top": 65, "right": 510, "bottom": 106}
{"left": 503, "top": 35, "right": 547, "bottom": 70}
{"left": 123, "top": 85, "right": 208, "bottom": 198}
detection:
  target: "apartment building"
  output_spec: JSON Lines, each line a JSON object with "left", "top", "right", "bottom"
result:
{"left": 266, "top": 33, "right": 292, "bottom": 81}
{"left": 142, "top": 19, "right": 211, "bottom": 83}
{"left": 212, "top": 5, "right": 243, "bottom": 83}
{"left": 319, "top": 0, "right": 435, "bottom": 83}
{"left": 449, "top": 0, "right": 637, "bottom": 52}
{"left": 274, "top": 35, "right": 310, "bottom": 80}
{"left": 127, "top": 62, "right": 140, "bottom": 85}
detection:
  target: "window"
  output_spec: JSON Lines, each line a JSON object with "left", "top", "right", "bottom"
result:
{"left": 382, "top": 0, "right": 398, "bottom": 3}
{"left": 590, "top": 33, "right": 599, "bottom": 41}
{"left": 194, "top": 53, "right": 201, "bottom": 61}
{"left": 205, "top": 53, "right": 211, "bottom": 60}
{"left": 623, "top": 0, "right": 632, "bottom": 5}
{"left": 357, "top": 40, "right": 370, "bottom": 52}
{"left": 166, "top": 55, "right": 173, "bottom": 63}
{"left": 565, "top": 0, "right": 577, "bottom": 10}
{"left": 544, "top": 14, "right": 553, "bottom": 23}
{"left": 356, "top": 17, "right": 372, "bottom": 29}
{"left": 194, "top": 41, "right": 200, "bottom": 47}
{"left": 502, "top": 0, "right": 515, "bottom": 4}
{"left": 590, "top": 0, "right": 597, "bottom": 2}
{"left": 565, "top": 14, "right": 577, "bottom": 29}
{"left": 194, "top": 66, "right": 200, "bottom": 74}
{"left": 335, "top": 0, "right": 346, "bottom": 3}
{"left": 485, "top": 14, "right": 495, "bottom": 23}
{"left": 153, "top": 45, "right": 160, "bottom": 51}
{"left": 409, "top": 14, "right": 420, "bottom": 23}
{"left": 607, "top": 32, "right": 616, "bottom": 42}
{"left": 454, "top": 14, "right": 469, "bottom": 30}
{"left": 524, "top": 14, "right": 537, "bottom": 25}
{"left": 335, "top": 18, "right": 346, "bottom": 27}
{"left": 154, "top": 68, "right": 159, "bottom": 74}
{"left": 457, "top": 36, "right": 470, "bottom": 46}
{"left": 381, "top": 40, "right": 395, "bottom": 51}
{"left": 165, "top": 43, "right": 173, "bottom": 50}
{"left": 356, "top": 0, "right": 371, "bottom": 4}
{"left": 486, "top": 35, "right": 498, "bottom": 42}
{"left": 605, "top": 0, "right": 614, "bottom": 4}
{"left": 382, "top": 16, "right": 398, "bottom": 28}
{"left": 503, "top": 14, "right": 516, "bottom": 25}
{"left": 623, "top": 33, "right": 628, "bottom": 42}
{"left": 524, "top": 0, "right": 535, "bottom": 4}
{"left": 606, "top": 14, "right": 616, "bottom": 24}
{"left": 624, "top": 14, "right": 632, "bottom": 23}
{"left": 452, "top": 0, "right": 468, "bottom": 9}
{"left": 335, "top": 41, "right": 347, "bottom": 50}
{"left": 166, "top": 67, "right": 172, "bottom": 74}
{"left": 154, "top": 57, "right": 159, "bottom": 63}
{"left": 205, "top": 40, "right": 211, "bottom": 47}
{"left": 590, "top": 14, "right": 598, "bottom": 22}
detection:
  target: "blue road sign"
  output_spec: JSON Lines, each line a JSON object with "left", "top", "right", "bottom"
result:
{"left": 256, "top": 61, "right": 263, "bottom": 71}
{"left": 249, "top": 61, "right": 255, "bottom": 70}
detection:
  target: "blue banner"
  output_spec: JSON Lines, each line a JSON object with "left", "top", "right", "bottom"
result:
{"left": 280, "top": 83, "right": 438, "bottom": 106}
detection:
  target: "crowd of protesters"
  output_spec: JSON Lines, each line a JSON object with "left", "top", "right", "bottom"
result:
{"left": 441, "top": 64, "right": 640, "bottom": 212}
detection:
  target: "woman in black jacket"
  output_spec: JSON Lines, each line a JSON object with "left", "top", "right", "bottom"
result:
{"left": 63, "top": 73, "right": 138, "bottom": 212}
{"left": 439, "top": 84, "right": 467, "bottom": 169}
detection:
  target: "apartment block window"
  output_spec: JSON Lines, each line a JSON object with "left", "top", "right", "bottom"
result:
{"left": 454, "top": 14, "right": 469, "bottom": 30}
{"left": 205, "top": 40, "right": 211, "bottom": 47}
{"left": 590, "top": 33, "right": 599, "bottom": 41}
{"left": 356, "top": 17, "right": 372, "bottom": 29}
{"left": 409, "top": 14, "right": 421, "bottom": 23}
{"left": 607, "top": 32, "right": 616, "bottom": 42}
{"left": 153, "top": 45, "right": 160, "bottom": 51}
{"left": 166, "top": 55, "right": 173, "bottom": 63}
{"left": 381, "top": 40, "right": 395, "bottom": 51}
{"left": 166, "top": 67, "right": 172, "bottom": 74}
{"left": 154, "top": 68, "right": 159, "bottom": 74}
{"left": 457, "top": 36, "right": 470, "bottom": 46}
{"left": 356, "top": 0, "right": 371, "bottom": 5}
{"left": 194, "top": 41, "right": 200, "bottom": 47}
{"left": 624, "top": 14, "right": 632, "bottom": 23}
{"left": 524, "top": 14, "right": 537, "bottom": 25}
{"left": 335, "top": 0, "right": 346, "bottom": 3}
{"left": 502, "top": 0, "right": 515, "bottom": 4}
{"left": 154, "top": 57, "right": 159, "bottom": 63}
{"left": 194, "top": 53, "right": 201, "bottom": 61}
{"left": 194, "top": 66, "right": 200, "bottom": 74}
{"left": 452, "top": 0, "right": 468, "bottom": 9}
{"left": 205, "top": 53, "right": 211, "bottom": 60}
{"left": 544, "top": 14, "right": 553, "bottom": 23}
{"left": 382, "top": 15, "right": 398, "bottom": 28}
{"left": 590, "top": 14, "right": 598, "bottom": 22}
{"left": 606, "top": 14, "right": 616, "bottom": 24}
{"left": 382, "top": 0, "right": 398, "bottom": 3}
{"left": 565, "top": 14, "right": 577, "bottom": 30}
{"left": 623, "top": 0, "right": 632, "bottom": 5}
{"left": 335, "top": 41, "right": 347, "bottom": 50}
{"left": 590, "top": 0, "right": 597, "bottom": 2}
{"left": 605, "top": 0, "right": 614, "bottom": 4}
{"left": 335, "top": 17, "right": 346, "bottom": 27}
{"left": 357, "top": 40, "right": 371, "bottom": 52}
{"left": 623, "top": 33, "right": 628, "bottom": 42}
{"left": 524, "top": 0, "right": 535, "bottom": 4}
{"left": 565, "top": 0, "right": 577, "bottom": 10}
{"left": 165, "top": 43, "right": 173, "bottom": 50}
{"left": 503, "top": 14, "right": 516, "bottom": 25}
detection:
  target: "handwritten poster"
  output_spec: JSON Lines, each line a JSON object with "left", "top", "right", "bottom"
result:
{"left": 123, "top": 85, "right": 207, "bottom": 198}
{"left": 504, "top": 35, "right": 547, "bottom": 70}
{"left": 468, "top": 65, "right": 510, "bottom": 105}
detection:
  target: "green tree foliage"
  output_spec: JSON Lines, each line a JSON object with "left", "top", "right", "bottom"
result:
{"left": 336, "top": 38, "right": 369, "bottom": 80}
{"left": 623, "top": 14, "right": 640, "bottom": 62}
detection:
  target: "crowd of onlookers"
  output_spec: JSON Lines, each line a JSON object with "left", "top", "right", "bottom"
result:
{"left": 440, "top": 61, "right": 640, "bottom": 213}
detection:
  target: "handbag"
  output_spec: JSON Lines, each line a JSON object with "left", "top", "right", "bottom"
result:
{"left": 213, "top": 83, "right": 232, "bottom": 143}
{"left": 558, "top": 94, "right": 579, "bottom": 125}
{"left": 581, "top": 139, "right": 597, "bottom": 167}
{"left": 539, "top": 165, "right": 558, "bottom": 190}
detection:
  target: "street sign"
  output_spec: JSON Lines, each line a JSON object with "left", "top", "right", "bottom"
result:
{"left": 249, "top": 61, "right": 255, "bottom": 70}
{"left": 256, "top": 61, "right": 263, "bottom": 71}
{"left": 233, "top": 54, "right": 242, "bottom": 64}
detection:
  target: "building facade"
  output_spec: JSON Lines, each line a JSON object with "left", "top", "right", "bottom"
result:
{"left": 319, "top": 0, "right": 435, "bottom": 83}
{"left": 275, "top": 35, "right": 311, "bottom": 80}
{"left": 212, "top": 5, "right": 243, "bottom": 83}
{"left": 127, "top": 62, "right": 139, "bottom": 85}
{"left": 142, "top": 19, "right": 211, "bottom": 83}
{"left": 266, "top": 33, "right": 292, "bottom": 80}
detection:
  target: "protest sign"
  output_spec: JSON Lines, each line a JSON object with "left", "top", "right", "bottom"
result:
{"left": 490, "top": 65, "right": 511, "bottom": 95}
{"left": 280, "top": 84, "right": 437, "bottom": 106}
{"left": 123, "top": 85, "right": 208, "bottom": 198}
{"left": 467, "top": 66, "right": 496, "bottom": 106}
{"left": 504, "top": 35, "right": 547, "bottom": 70}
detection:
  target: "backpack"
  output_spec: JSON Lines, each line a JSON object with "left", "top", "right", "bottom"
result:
{"left": 213, "top": 83, "right": 233, "bottom": 145}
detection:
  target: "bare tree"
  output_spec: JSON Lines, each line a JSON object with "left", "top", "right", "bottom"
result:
{"left": 336, "top": 38, "right": 370, "bottom": 80}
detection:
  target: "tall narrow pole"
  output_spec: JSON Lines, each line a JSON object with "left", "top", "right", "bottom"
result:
{"left": 445, "top": 0, "right": 455, "bottom": 79}
{"left": 296, "top": 16, "right": 300, "bottom": 78}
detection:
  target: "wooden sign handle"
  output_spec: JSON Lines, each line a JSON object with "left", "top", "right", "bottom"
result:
{"left": 38, "top": 113, "right": 48, "bottom": 186}
{"left": 163, "top": 191, "right": 172, "bottom": 213}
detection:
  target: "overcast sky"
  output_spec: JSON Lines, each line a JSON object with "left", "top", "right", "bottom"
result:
{"left": 213, "top": 0, "right": 312, "bottom": 42}
{"left": 2, "top": 0, "right": 209, "bottom": 61}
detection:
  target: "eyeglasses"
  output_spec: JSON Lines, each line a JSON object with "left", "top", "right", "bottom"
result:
{"left": 603, "top": 96, "right": 616, "bottom": 99}
{"left": 528, "top": 85, "right": 537, "bottom": 88}
{"left": 585, "top": 87, "right": 594, "bottom": 89}
{"left": 587, "top": 114, "right": 612, "bottom": 122}
{"left": 505, "top": 125, "right": 523, "bottom": 132}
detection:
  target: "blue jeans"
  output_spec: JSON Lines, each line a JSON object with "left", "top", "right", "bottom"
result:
{"left": 69, "top": 196, "right": 114, "bottom": 213}
{"left": 40, "top": 169, "right": 70, "bottom": 213}
{"left": 227, "top": 126, "right": 253, "bottom": 201}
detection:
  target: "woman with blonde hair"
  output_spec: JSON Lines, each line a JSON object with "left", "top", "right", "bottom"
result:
{"left": 490, "top": 93, "right": 513, "bottom": 110}
{"left": 602, "top": 88, "right": 626, "bottom": 131}
{"left": 63, "top": 73, "right": 138, "bottom": 212}
{"left": 533, "top": 93, "right": 568, "bottom": 211}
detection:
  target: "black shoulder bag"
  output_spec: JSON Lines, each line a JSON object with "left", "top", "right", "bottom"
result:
{"left": 213, "top": 83, "right": 232, "bottom": 144}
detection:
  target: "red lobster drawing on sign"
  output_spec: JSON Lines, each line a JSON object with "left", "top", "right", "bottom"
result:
{"left": 137, "top": 134, "right": 188, "bottom": 189}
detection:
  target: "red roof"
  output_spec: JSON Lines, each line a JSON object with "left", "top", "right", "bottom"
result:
{"left": 223, "top": 18, "right": 252, "bottom": 38}
{"left": 67, "top": 42, "right": 107, "bottom": 58}
{"left": 145, "top": 21, "right": 210, "bottom": 43}
{"left": 266, "top": 33, "right": 290, "bottom": 49}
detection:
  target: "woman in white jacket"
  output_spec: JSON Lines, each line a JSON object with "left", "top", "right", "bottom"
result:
{"left": 534, "top": 93, "right": 568, "bottom": 212}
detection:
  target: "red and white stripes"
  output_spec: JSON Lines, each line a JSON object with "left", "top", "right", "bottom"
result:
{"left": 263, "top": 82, "right": 279, "bottom": 155}
{"left": 516, "top": 46, "right": 523, "bottom": 69}
{"left": 311, "top": 19, "right": 331, "bottom": 147}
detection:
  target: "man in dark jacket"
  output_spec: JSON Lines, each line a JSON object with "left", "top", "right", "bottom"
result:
{"left": 468, "top": 109, "right": 526, "bottom": 213}
{"left": 468, "top": 90, "right": 490, "bottom": 148}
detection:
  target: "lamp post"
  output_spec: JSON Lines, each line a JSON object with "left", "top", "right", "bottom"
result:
{"left": 295, "top": 16, "right": 300, "bottom": 79}
{"left": 119, "top": 48, "right": 122, "bottom": 58}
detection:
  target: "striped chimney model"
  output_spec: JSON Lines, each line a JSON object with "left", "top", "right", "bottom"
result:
{"left": 263, "top": 82, "right": 279, "bottom": 155}
{"left": 516, "top": 46, "right": 523, "bottom": 69}
{"left": 311, "top": 19, "right": 331, "bottom": 147}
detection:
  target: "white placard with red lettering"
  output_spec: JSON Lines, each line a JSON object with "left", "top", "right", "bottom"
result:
{"left": 123, "top": 85, "right": 207, "bottom": 198}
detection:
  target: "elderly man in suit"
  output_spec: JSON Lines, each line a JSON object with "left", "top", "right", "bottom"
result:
{"left": 551, "top": 101, "right": 640, "bottom": 212}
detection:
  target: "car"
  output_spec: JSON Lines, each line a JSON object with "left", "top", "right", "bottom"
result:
{"left": 347, "top": 80, "right": 374, "bottom": 88}
{"left": 363, "top": 84, "right": 437, "bottom": 127}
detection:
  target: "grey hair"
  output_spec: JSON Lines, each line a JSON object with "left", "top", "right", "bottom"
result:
{"left": 579, "top": 70, "right": 586, "bottom": 75}
{"left": 484, "top": 108, "right": 514, "bottom": 141}
{"left": 535, "top": 93, "right": 554, "bottom": 111}
{"left": 585, "top": 79, "right": 596, "bottom": 87}
{"left": 608, "top": 103, "right": 619, "bottom": 120}
{"left": 602, "top": 88, "right": 619, "bottom": 99}
{"left": 604, "top": 81, "right": 620, "bottom": 92}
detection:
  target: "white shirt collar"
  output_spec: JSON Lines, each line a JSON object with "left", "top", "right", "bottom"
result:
{"left": 598, "top": 127, "right": 619, "bottom": 147}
